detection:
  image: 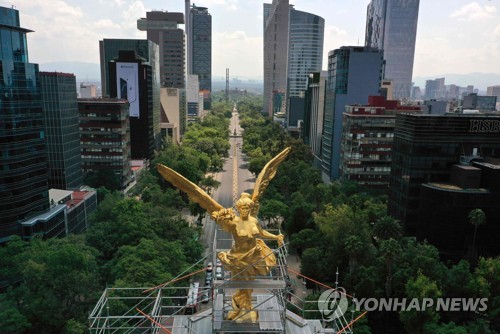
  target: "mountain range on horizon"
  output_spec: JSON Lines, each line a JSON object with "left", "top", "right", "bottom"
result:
{"left": 39, "top": 61, "right": 500, "bottom": 92}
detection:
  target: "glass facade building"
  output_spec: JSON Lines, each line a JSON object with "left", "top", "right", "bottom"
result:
{"left": 40, "top": 72, "right": 83, "bottom": 190}
{"left": 288, "top": 8, "right": 324, "bottom": 99}
{"left": 365, "top": 0, "right": 420, "bottom": 99}
{"left": 0, "top": 6, "right": 50, "bottom": 242}
{"left": 263, "top": 0, "right": 290, "bottom": 117}
{"left": 320, "top": 46, "right": 384, "bottom": 181}
{"left": 189, "top": 4, "right": 211, "bottom": 109}
{"left": 389, "top": 114, "right": 500, "bottom": 235}
{"left": 99, "top": 39, "right": 160, "bottom": 152}
{"left": 303, "top": 71, "right": 327, "bottom": 165}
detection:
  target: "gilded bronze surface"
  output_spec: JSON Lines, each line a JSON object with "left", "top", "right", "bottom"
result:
{"left": 156, "top": 147, "right": 290, "bottom": 322}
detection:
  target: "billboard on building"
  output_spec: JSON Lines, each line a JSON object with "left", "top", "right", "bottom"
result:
{"left": 116, "top": 62, "right": 139, "bottom": 117}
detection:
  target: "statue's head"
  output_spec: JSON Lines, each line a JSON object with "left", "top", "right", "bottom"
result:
{"left": 236, "top": 192, "right": 254, "bottom": 217}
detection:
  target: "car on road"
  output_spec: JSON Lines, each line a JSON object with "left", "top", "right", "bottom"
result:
{"left": 215, "top": 266, "right": 223, "bottom": 279}
{"left": 205, "top": 272, "right": 213, "bottom": 285}
{"left": 206, "top": 262, "right": 213, "bottom": 272}
{"left": 216, "top": 259, "right": 222, "bottom": 267}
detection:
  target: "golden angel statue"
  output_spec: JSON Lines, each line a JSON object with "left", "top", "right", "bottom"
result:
{"left": 156, "top": 147, "right": 290, "bottom": 323}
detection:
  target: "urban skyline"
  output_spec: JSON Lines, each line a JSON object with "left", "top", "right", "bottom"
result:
{"left": 5, "top": 0, "right": 500, "bottom": 85}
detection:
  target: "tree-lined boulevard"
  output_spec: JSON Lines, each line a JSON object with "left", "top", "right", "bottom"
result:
{"left": 0, "top": 95, "right": 499, "bottom": 333}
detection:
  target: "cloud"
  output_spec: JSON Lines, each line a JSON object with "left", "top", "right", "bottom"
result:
{"left": 213, "top": 30, "right": 262, "bottom": 78}
{"left": 450, "top": 2, "right": 497, "bottom": 21}
{"left": 92, "top": 19, "right": 121, "bottom": 29}
{"left": 495, "top": 24, "right": 500, "bottom": 37}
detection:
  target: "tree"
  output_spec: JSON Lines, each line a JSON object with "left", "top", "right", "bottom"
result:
{"left": 399, "top": 272, "right": 442, "bottom": 334}
{"left": 0, "top": 294, "right": 31, "bottom": 333}
{"left": 199, "top": 175, "right": 221, "bottom": 195}
{"left": 424, "top": 322, "right": 467, "bottom": 334}
{"left": 109, "top": 238, "right": 186, "bottom": 286}
{"left": 259, "top": 199, "right": 288, "bottom": 227}
{"left": 468, "top": 208, "right": 486, "bottom": 262}
{"left": 344, "top": 235, "right": 364, "bottom": 274}
{"left": 379, "top": 239, "right": 402, "bottom": 296}
{"left": 289, "top": 228, "right": 319, "bottom": 256}
{"left": 12, "top": 236, "right": 100, "bottom": 333}
{"left": 373, "top": 216, "right": 403, "bottom": 241}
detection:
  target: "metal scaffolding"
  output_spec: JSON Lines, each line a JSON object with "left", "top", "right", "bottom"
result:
{"left": 89, "top": 230, "right": 362, "bottom": 334}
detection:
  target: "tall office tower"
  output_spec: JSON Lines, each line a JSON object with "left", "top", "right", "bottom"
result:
{"left": 263, "top": 0, "right": 290, "bottom": 117}
{"left": 109, "top": 50, "right": 158, "bottom": 160}
{"left": 137, "top": 11, "right": 185, "bottom": 89}
{"left": 303, "top": 71, "right": 327, "bottom": 165}
{"left": 78, "top": 98, "right": 132, "bottom": 190}
{"left": 100, "top": 39, "right": 159, "bottom": 96}
{"left": 185, "top": 1, "right": 192, "bottom": 75}
{"left": 0, "top": 7, "right": 50, "bottom": 241}
{"left": 186, "top": 3, "right": 212, "bottom": 109}
{"left": 424, "top": 77, "right": 445, "bottom": 99}
{"left": 448, "top": 84, "right": 460, "bottom": 100}
{"left": 288, "top": 8, "right": 324, "bottom": 99}
{"left": 365, "top": 0, "right": 420, "bottom": 99}
{"left": 388, "top": 114, "right": 500, "bottom": 258}
{"left": 320, "top": 46, "right": 384, "bottom": 182}
{"left": 487, "top": 85, "right": 500, "bottom": 100}
{"left": 40, "top": 72, "right": 83, "bottom": 190}
{"left": 411, "top": 86, "right": 422, "bottom": 100}
{"left": 287, "top": 7, "right": 324, "bottom": 129}
{"left": 99, "top": 39, "right": 161, "bottom": 151}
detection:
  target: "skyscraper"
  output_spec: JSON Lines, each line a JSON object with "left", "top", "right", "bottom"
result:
{"left": 263, "top": 0, "right": 290, "bottom": 117}
{"left": 288, "top": 8, "right": 324, "bottom": 99}
{"left": 0, "top": 6, "right": 50, "bottom": 241}
{"left": 388, "top": 114, "right": 500, "bottom": 251}
{"left": 186, "top": 3, "right": 212, "bottom": 109}
{"left": 320, "top": 46, "right": 384, "bottom": 181}
{"left": 99, "top": 39, "right": 161, "bottom": 151}
{"left": 303, "top": 71, "right": 327, "bottom": 164}
{"left": 137, "top": 11, "right": 185, "bottom": 89}
{"left": 109, "top": 50, "right": 159, "bottom": 160}
{"left": 365, "top": 0, "right": 420, "bottom": 99}
{"left": 99, "top": 39, "right": 158, "bottom": 97}
{"left": 287, "top": 7, "right": 324, "bottom": 129}
{"left": 40, "top": 72, "right": 83, "bottom": 190}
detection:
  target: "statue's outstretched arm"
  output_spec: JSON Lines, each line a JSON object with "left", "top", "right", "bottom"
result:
{"left": 251, "top": 147, "right": 291, "bottom": 217}
{"left": 156, "top": 164, "right": 224, "bottom": 214}
{"left": 256, "top": 222, "right": 284, "bottom": 247}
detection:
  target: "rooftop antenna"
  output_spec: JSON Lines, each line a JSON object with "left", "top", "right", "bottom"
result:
{"left": 225, "top": 68, "right": 229, "bottom": 102}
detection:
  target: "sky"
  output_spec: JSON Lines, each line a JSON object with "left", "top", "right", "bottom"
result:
{"left": 3, "top": 0, "right": 500, "bottom": 83}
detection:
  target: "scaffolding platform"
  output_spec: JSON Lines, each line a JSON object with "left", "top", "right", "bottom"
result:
{"left": 89, "top": 231, "right": 358, "bottom": 334}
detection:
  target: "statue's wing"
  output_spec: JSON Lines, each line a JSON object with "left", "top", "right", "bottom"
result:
{"left": 156, "top": 164, "right": 224, "bottom": 214}
{"left": 251, "top": 147, "right": 291, "bottom": 216}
